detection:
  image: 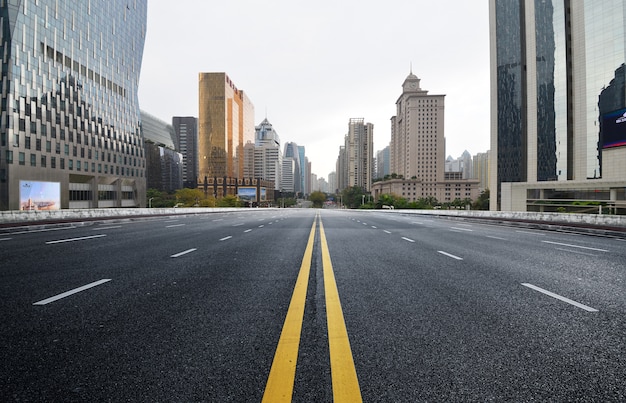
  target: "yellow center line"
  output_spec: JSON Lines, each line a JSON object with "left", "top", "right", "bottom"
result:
{"left": 262, "top": 214, "right": 362, "bottom": 402}
{"left": 319, "top": 217, "right": 363, "bottom": 403}
{"left": 262, "top": 217, "right": 316, "bottom": 403}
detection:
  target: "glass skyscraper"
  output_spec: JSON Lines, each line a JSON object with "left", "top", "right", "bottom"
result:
{"left": 0, "top": 0, "right": 147, "bottom": 210}
{"left": 490, "top": 0, "right": 626, "bottom": 212}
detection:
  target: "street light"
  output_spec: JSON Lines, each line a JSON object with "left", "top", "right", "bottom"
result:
{"left": 149, "top": 197, "right": 154, "bottom": 208}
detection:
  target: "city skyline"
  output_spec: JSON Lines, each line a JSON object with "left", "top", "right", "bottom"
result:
{"left": 138, "top": 0, "right": 490, "bottom": 180}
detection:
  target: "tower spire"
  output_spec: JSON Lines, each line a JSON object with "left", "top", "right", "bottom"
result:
{"left": 410, "top": 62, "right": 413, "bottom": 75}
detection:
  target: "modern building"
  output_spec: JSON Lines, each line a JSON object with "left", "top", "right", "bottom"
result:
{"left": 0, "top": 1, "right": 147, "bottom": 210}
{"left": 472, "top": 150, "right": 490, "bottom": 192}
{"left": 375, "top": 146, "right": 390, "bottom": 180}
{"left": 283, "top": 142, "right": 301, "bottom": 195}
{"left": 172, "top": 117, "right": 198, "bottom": 188}
{"left": 340, "top": 118, "right": 374, "bottom": 192}
{"left": 328, "top": 171, "right": 337, "bottom": 195}
{"left": 141, "top": 111, "right": 182, "bottom": 193}
{"left": 298, "top": 146, "right": 309, "bottom": 196}
{"left": 490, "top": 0, "right": 626, "bottom": 213}
{"left": 197, "top": 72, "right": 254, "bottom": 188}
{"left": 281, "top": 158, "right": 295, "bottom": 193}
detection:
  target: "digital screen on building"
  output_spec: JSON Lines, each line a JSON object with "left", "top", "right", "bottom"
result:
{"left": 19, "top": 180, "right": 60, "bottom": 211}
{"left": 260, "top": 188, "right": 266, "bottom": 201}
{"left": 602, "top": 107, "right": 626, "bottom": 149}
{"left": 237, "top": 187, "right": 257, "bottom": 201}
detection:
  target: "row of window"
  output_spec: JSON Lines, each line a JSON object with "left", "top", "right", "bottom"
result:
{"left": 8, "top": 120, "right": 143, "bottom": 157}
{"left": 2, "top": 150, "right": 144, "bottom": 178}
{"left": 4, "top": 133, "right": 143, "bottom": 168}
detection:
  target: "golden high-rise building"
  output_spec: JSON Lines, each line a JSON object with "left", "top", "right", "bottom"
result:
{"left": 198, "top": 73, "right": 254, "bottom": 181}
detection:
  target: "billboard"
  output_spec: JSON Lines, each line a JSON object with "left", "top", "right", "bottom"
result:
{"left": 260, "top": 187, "right": 266, "bottom": 201}
{"left": 237, "top": 187, "right": 257, "bottom": 201}
{"left": 602, "top": 108, "right": 626, "bottom": 149}
{"left": 19, "top": 180, "right": 60, "bottom": 210}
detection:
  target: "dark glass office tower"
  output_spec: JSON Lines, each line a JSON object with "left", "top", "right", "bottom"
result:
{"left": 0, "top": 1, "right": 147, "bottom": 210}
{"left": 490, "top": 0, "right": 626, "bottom": 211}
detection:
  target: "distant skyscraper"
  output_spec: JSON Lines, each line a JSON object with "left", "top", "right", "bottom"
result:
{"left": 283, "top": 142, "right": 301, "bottom": 195}
{"left": 490, "top": 0, "right": 626, "bottom": 211}
{"left": 376, "top": 146, "right": 391, "bottom": 179}
{"left": 343, "top": 118, "right": 374, "bottom": 192}
{"left": 198, "top": 73, "right": 254, "bottom": 181}
{"left": 298, "top": 146, "right": 308, "bottom": 196}
{"left": 373, "top": 73, "right": 479, "bottom": 203}
{"left": 254, "top": 118, "right": 282, "bottom": 190}
{"left": 255, "top": 118, "right": 280, "bottom": 148}
{"left": 0, "top": 1, "right": 147, "bottom": 210}
{"left": 391, "top": 72, "right": 445, "bottom": 184}
{"left": 472, "top": 151, "right": 490, "bottom": 192}
{"left": 173, "top": 117, "right": 198, "bottom": 188}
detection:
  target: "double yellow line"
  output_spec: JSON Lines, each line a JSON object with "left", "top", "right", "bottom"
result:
{"left": 262, "top": 214, "right": 362, "bottom": 403}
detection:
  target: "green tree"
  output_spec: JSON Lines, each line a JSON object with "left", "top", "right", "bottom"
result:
{"left": 309, "top": 191, "right": 327, "bottom": 208}
{"left": 174, "top": 188, "right": 205, "bottom": 206}
{"left": 341, "top": 186, "right": 366, "bottom": 209}
{"left": 146, "top": 188, "right": 175, "bottom": 207}
{"left": 217, "top": 195, "right": 243, "bottom": 207}
{"left": 472, "top": 189, "right": 490, "bottom": 210}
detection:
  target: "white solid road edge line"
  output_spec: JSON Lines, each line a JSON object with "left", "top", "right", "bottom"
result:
{"left": 541, "top": 240, "right": 608, "bottom": 252}
{"left": 521, "top": 283, "right": 598, "bottom": 312}
{"left": 170, "top": 248, "right": 197, "bottom": 258}
{"left": 33, "top": 279, "right": 112, "bottom": 305}
{"left": 438, "top": 250, "right": 463, "bottom": 260}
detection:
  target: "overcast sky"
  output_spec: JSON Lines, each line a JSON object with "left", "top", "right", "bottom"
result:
{"left": 138, "top": 1, "right": 490, "bottom": 180}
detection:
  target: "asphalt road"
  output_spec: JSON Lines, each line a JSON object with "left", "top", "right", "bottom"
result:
{"left": 1, "top": 209, "right": 626, "bottom": 401}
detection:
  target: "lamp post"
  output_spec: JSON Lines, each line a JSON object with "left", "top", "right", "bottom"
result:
{"left": 148, "top": 197, "right": 154, "bottom": 208}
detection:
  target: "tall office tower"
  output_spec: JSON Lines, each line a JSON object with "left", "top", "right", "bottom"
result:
{"left": 390, "top": 72, "right": 445, "bottom": 184}
{"left": 298, "top": 146, "right": 307, "bottom": 196}
{"left": 198, "top": 73, "right": 254, "bottom": 181}
{"left": 283, "top": 142, "right": 301, "bottom": 195}
{"left": 172, "top": 117, "right": 198, "bottom": 188}
{"left": 281, "top": 158, "right": 295, "bottom": 193}
{"left": 0, "top": 1, "right": 147, "bottom": 210}
{"left": 344, "top": 118, "right": 374, "bottom": 191}
{"left": 255, "top": 118, "right": 280, "bottom": 147}
{"left": 254, "top": 118, "right": 282, "bottom": 190}
{"left": 490, "top": 0, "right": 626, "bottom": 211}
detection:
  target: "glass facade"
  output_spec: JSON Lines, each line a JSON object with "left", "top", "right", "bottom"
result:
{"left": 534, "top": 0, "right": 558, "bottom": 181}
{"left": 198, "top": 73, "right": 254, "bottom": 182}
{"left": 492, "top": 0, "right": 626, "bottom": 211}
{"left": 0, "top": 0, "right": 147, "bottom": 210}
{"left": 584, "top": 0, "right": 626, "bottom": 178}
{"left": 495, "top": 0, "right": 526, "bottom": 194}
